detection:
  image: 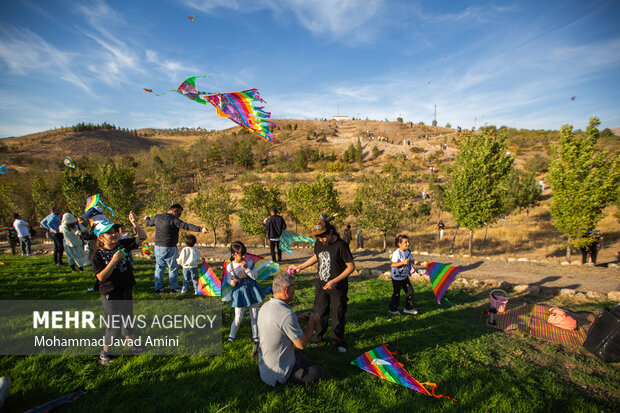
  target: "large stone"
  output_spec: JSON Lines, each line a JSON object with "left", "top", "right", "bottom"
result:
{"left": 607, "top": 291, "right": 620, "bottom": 301}
{"left": 560, "top": 261, "right": 570, "bottom": 266}
{"left": 507, "top": 258, "right": 517, "bottom": 263}
{"left": 513, "top": 284, "right": 541, "bottom": 294}
{"left": 517, "top": 258, "right": 529, "bottom": 262}
{"left": 609, "top": 263, "right": 618, "bottom": 269}
{"left": 482, "top": 279, "right": 500, "bottom": 288}
{"left": 371, "top": 269, "right": 383, "bottom": 277}
{"left": 499, "top": 281, "right": 513, "bottom": 291}
{"left": 419, "top": 251, "right": 429, "bottom": 256}
{"left": 586, "top": 291, "right": 605, "bottom": 299}
{"left": 470, "top": 279, "right": 481, "bottom": 287}
{"left": 560, "top": 288, "right": 576, "bottom": 296}
{"left": 360, "top": 269, "right": 372, "bottom": 277}
{"left": 575, "top": 292, "right": 586, "bottom": 299}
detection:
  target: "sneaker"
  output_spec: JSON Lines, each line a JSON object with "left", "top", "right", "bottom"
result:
{"left": 181, "top": 287, "right": 187, "bottom": 294}
{"left": 388, "top": 310, "right": 401, "bottom": 315}
{"left": 226, "top": 337, "right": 234, "bottom": 343}
{"left": 403, "top": 308, "right": 419, "bottom": 315}
{"left": 0, "top": 377, "right": 10, "bottom": 409}
{"left": 87, "top": 288, "right": 95, "bottom": 292}
{"left": 98, "top": 351, "right": 114, "bottom": 366}
{"left": 154, "top": 289, "right": 162, "bottom": 294}
{"left": 252, "top": 337, "right": 260, "bottom": 344}
{"left": 337, "top": 346, "right": 347, "bottom": 353}
{"left": 251, "top": 343, "right": 259, "bottom": 360}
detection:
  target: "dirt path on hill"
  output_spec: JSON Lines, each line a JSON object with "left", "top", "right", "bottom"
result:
{"left": 197, "top": 246, "right": 619, "bottom": 296}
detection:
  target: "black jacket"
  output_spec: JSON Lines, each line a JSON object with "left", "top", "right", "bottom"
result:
{"left": 265, "top": 214, "right": 286, "bottom": 239}
{"left": 145, "top": 213, "right": 202, "bottom": 247}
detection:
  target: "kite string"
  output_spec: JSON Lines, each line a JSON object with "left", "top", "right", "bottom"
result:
{"left": 442, "top": 297, "right": 456, "bottom": 308}
{"left": 419, "top": 382, "right": 458, "bottom": 402}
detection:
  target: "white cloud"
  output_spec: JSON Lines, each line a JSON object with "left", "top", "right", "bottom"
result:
{"left": 145, "top": 49, "right": 200, "bottom": 81}
{"left": 0, "top": 27, "right": 91, "bottom": 94}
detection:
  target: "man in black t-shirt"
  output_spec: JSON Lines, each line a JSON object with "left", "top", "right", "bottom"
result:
{"left": 264, "top": 208, "right": 286, "bottom": 263}
{"left": 291, "top": 219, "right": 355, "bottom": 353}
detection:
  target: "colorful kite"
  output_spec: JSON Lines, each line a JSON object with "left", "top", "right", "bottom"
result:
{"left": 0, "top": 164, "right": 8, "bottom": 174}
{"left": 425, "top": 262, "right": 463, "bottom": 304}
{"left": 141, "top": 241, "right": 153, "bottom": 257}
{"left": 221, "top": 252, "right": 278, "bottom": 300}
{"left": 279, "top": 229, "right": 316, "bottom": 255}
{"left": 84, "top": 194, "right": 114, "bottom": 216}
{"left": 145, "top": 76, "right": 277, "bottom": 143}
{"left": 63, "top": 156, "right": 75, "bottom": 168}
{"left": 352, "top": 345, "right": 457, "bottom": 401}
{"left": 188, "top": 15, "right": 195, "bottom": 21}
{"left": 197, "top": 259, "right": 222, "bottom": 297}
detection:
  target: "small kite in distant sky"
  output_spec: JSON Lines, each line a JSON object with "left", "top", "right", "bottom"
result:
{"left": 189, "top": 15, "right": 195, "bottom": 21}
{"left": 145, "top": 76, "right": 277, "bottom": 143}
{"left": 571, "top": 96, "right": 576, "bottom": 101}
{"left": 63, "top": 156, "right": 75, "bottom": 168}
{"left": 0, "top": 164, "right": 7, "bottom": 174}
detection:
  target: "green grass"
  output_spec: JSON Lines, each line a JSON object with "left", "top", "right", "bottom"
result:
{"left": 0, "top": 254, "right": 618, "bottom": 412}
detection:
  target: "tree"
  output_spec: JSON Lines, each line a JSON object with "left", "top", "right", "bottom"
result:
{"left": 371, "top": 145, "right": 381, "bottom": 158}
{"left": 500, "top": 169, "right": 541, "bottom": 217}
{"left": 547, "top": 117, "right": 619, "bottom": 261}
{"left": 97, "top": 162, "right": 139, "bottom": 228}
{"left": 445, "top": 130, "right": 513, "bottom": 255}
{"left": 62, "top": 169, "right": 99, "bottom": 217}
{"left": 144, "top": 155, "right": 176, "bottom": 214}
{"left": 189, "top": 180, "right": 235, "bottom": 245}
{"left": 238, "top": 183, "right": 285, "bottom": 243}
{"left": 292, "top": 149, "right": 309, "bottom": 172}
{"left": 354, "top": 138, "right": 364, "bottom": 165}
{"left": 31, "top": 176, "right": 64, "bottom": 222}
{"left": 287, "top": 175, "right": 343, "bottom": 230}
{"left": 353, "top": 171, "right": 417, "bottom": 251}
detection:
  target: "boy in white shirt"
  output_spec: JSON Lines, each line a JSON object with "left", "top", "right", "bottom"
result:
{"left": 389, "top": 234, "right": 419, "bottom": 315}
{"left": 176, "top": 234, "right": 201, "bottom": 294}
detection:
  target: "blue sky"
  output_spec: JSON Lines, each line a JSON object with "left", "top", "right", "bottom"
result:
{"left": 1, "top": 0, "right": 619, "bottom": 138}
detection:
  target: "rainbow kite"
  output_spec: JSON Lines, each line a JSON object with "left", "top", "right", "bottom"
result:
{"left": 63, "top": 156, "right": 75, "bottom": 168}
{"left": 425, "top": 262, "right": 463, "bottom": 304}
{"left": 0, "top": 164, "right": 8, "bottom": 174}
{"left": 221, "top": 252, "right": 278, "bottom": 300}
{"left": 0, "top": 225, "right": 9, "bottom": 232}
{"left": 197, "top": 259, "right": 221, "bottom": 297}
{"left": 279, "top": 229, "right": 316, "bottom": 255}
{"left": 145, "top": 76, "right": 277, "bottom": 143}
{"left": 84, "top": 194, "right": 114, "bottom": 216}
{"left": 352, "top": 345, "right": 457, "bottom": 402}
{"left": 141, "top": 241, "right": 153, "bottom": 257}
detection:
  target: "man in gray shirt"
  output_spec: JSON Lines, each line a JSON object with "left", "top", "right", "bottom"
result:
{"left": 257, "top": 273, "right": 323, "bottom": 386}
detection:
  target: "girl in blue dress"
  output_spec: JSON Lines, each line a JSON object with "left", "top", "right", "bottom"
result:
{"left": 225, "top": 241, "right": 265, "bottom": 343}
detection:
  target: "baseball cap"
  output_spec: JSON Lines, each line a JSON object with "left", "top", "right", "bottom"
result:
{"left": 94, "top": 220, "right": 121, "bottom": 236}
{"left": 311, "top": 220, "right": 328, "bottom": 236}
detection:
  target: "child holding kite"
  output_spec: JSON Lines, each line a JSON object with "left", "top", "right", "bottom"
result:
{"left": 176, "top": 234, "right": 201, "bottom": 294}
{"left": 90, "top": 211, "right": 146, "bottom": 365}
{"left": 389, "top": 234, "right": 419, "bottom": 315}
{"left": 225, "top": 241, "right": 265, "bottom": 344}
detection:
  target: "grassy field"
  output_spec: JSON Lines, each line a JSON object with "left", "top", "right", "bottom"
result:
{"left": 0, "top": 254, "right": 618, "bottom": 412}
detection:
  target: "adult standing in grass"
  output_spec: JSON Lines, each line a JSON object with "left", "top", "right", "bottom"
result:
{"left": 257, "top": 272, "right": 323, "bottom": 386}
{"left": 145, "top": 204, "right": 208, "bottom": 293}
{"left": 12, "top": 214, "right": 32, "bottom": 256}
{"left": 59, "top": 213, "right": 90, "bottom": 272}
{"left": 91, "top": 212, "right": 146, "bottom": 365}
{"left": 264, "top": 208, "right": 286, "bottom": 263}
{"left": 290, "top": 218, "right": 355, "bottom": 353}
{"left": 343, "top": 224, "right": 352, "bottom": 247}
{"left": 40, "top": 207, "right": 64, "bottom": 265}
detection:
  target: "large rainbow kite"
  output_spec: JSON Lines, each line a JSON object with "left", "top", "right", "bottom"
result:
{"left": 352, "top": 345, "right": 457, "bottom": 402}
{"left": 197, "top": 259, "right": 222, "bottom": 297}
{"left": 63, "top": 156, "right": 75, "bottom": 168}
{"left": 145, "top": 76, "right": 277, "bottom": 143}
{"left": 279, "top": 229, "right": 316, "bottom": 255}
{"left": 425, "top": 262, "right": 463, "bottom": 304}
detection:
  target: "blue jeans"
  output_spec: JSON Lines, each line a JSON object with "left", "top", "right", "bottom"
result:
{"left": 182, "top": 267, "right": 199, "bottom": 293}
{"left": 154, "top": 246, "right": 179, "bottom": 291}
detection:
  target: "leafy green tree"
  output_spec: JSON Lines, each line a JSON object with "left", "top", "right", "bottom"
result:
{"left": 353, "top": 171, "right": 416, "bottom": 250}
{"left": 354, "top": 138, "right": 364, "bottom": 165}
{"left": 524, "top": 153, "right": 550, "bottom": 173}
{"left": 292, "top": 149, "right": 309, "bottom": 172}
{"left": 371, "top": 145, "right": 381, "bottom": 158}
{"left": 547, "top": 117, "right": 619, "bottom": 261}
{"left": 144, "top": 155, "right": 176, "bottom": 214}
{"left": 189, "top": 180, "right": 235, "bottom": 245}
{"left": 287, "top": 175, "right": 343, "bottom": 230}
{"left": 238, "top": 183, "right": 285, "bottom": 243}
{"left": 503, "top": 169, "right": 541, "bottom": 214}
{"left": 98, "top": 162, "right": 139, "bottom": 228}
{"left": 445, "top": 130, "right": 513, "bottom": 255}
{"left": 31, "top": 176, "right": 64, "bottom": 222}
{"left": 62, "top": 169, "right": 99, "bottom": 217}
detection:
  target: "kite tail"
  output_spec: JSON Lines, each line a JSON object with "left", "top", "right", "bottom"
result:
{"left": 145, "top": 89, "right": 179, "bottom": 96}
{"left": 419, "top": 382, "right": 458, "bottom": 403}
{"left": 98, "top": 200, "right": 115, "bottom": 217}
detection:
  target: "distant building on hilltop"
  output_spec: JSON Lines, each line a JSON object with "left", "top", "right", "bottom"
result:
{"left": 333, "top": 115, "right": 349, "bottom": 121}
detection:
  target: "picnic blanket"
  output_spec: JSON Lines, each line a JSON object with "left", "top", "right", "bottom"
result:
{"left": 490, "top": 304, "right": 596, "bottom": 348}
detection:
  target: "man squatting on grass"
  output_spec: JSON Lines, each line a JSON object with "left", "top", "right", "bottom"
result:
{"left": 291, "top": 218, "right": 355, "bottom": 353}
{"left": 91, "top": 212, "right": 147, "bottom": 365}
{"left": 257, "top": 272, "right": 323, "bottom": 386}
{"left": 145, "top": 204, "right": 208, "bottom": 293}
